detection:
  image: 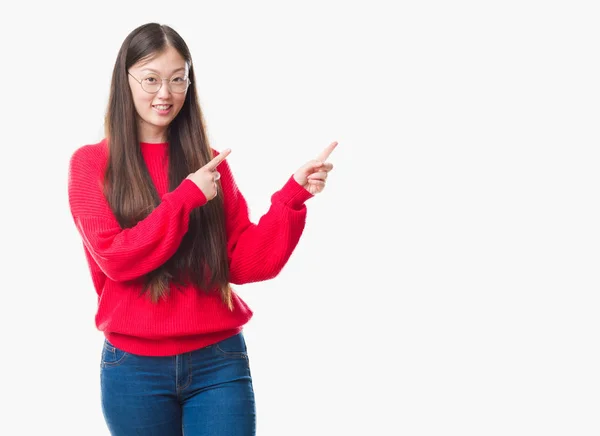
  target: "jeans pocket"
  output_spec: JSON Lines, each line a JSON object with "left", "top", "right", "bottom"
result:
{"left": 215, "top": 333, "right": 248, "bottom": 359}
{"left": 101, "top": 339, "right": 130, "bottom": 367}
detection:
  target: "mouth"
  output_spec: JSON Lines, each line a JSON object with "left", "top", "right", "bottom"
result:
{"left": 152, "top": 104, "right": 173, "bottom": 115}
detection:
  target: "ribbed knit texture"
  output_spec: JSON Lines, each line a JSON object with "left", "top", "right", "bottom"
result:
{"left": 68, "top": 139, "right": 312, "bottom": 356}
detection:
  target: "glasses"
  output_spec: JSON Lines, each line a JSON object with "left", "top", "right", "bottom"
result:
{"left": 128, "top": 72, "right": 191, "bottom": 94}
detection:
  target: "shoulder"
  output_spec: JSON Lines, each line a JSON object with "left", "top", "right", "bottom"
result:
{"left": 68, "top": 139, "right": 109, "bottom": 189}
{"left": 70, "top": 138, "right": 108, "bottom": 163}
{"left": 69, "top": 139, "right": 108, "bottom": 173}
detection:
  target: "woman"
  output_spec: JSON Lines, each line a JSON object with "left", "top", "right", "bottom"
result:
{"left": 67, "top": 22, "right": 336, "bottom": 435}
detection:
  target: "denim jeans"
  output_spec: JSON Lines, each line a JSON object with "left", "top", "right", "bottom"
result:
{"left": 100, "top": 332, "right": 256, "bottom": 435}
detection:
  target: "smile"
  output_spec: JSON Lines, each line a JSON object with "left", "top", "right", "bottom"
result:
{"left": 152, "top": 105, "right": 173, "bottom": 115}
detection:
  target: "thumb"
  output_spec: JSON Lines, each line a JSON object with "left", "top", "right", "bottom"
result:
{"left": 300, "top": 160, "right": 322, "bottom": 175}
{"left": 294, "top": 160, "right": 322, "bottom": 184}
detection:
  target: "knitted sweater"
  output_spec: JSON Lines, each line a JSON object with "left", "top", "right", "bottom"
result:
{"left": 67, "top": 139, "right": 312, "bottom": 356}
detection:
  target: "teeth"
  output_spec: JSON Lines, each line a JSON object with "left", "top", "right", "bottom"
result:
{"left": 154, "top": 105, "right": 171, "bottom": 110}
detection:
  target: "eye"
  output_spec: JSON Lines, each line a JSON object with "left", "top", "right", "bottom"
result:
{"left": 143, "top": 76, "right": 159, "bottom": 83}
{"left": 171, "top": 76, "right": 186, "bottom": 83}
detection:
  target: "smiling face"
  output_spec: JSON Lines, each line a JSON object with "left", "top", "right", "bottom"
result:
{"left": 127, "top": 45, "right": 190, "bottom": 143}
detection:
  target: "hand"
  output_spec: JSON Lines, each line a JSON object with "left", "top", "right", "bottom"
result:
{"left": 293, "top": 141, "right": 337, "bottom": 195}
{"left": 186, "top": 148, "right": 231, "bottom": 200}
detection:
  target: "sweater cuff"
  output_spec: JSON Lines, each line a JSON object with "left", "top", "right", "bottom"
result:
{"left": 272, "top": 175, "right": 314, "bottom": 209}
{"left": 171, "top": 178, "right": 208, "bottom": 209}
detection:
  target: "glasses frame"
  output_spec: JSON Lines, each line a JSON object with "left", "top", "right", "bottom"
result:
{"left": 128, "top": 72, "right": 191, "bottom": 94}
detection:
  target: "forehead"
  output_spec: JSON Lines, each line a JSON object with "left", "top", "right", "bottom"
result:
{"left": 132, "top": 45, "right": 188, "bottom": 74}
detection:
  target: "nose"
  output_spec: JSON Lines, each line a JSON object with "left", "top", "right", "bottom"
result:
{"left": 157, "top": 79, "right": 172, "bottom": 98}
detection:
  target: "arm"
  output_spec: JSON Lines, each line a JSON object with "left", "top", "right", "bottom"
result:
{"left": 220, "top": 160, "right": 313, "bottom": 285}
{"left": 68, "top": 146, "right": 207, "bottom": 282}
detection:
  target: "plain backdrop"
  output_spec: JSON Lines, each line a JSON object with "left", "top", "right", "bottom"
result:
{"left": 1, "top": 1, "right": 599, "bottom": 435}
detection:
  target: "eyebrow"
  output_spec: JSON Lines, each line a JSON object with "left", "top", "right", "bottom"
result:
{"left": 140, "top": 67, "right": 186, "bottom": 74}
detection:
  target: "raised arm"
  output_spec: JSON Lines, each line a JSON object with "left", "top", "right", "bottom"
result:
{"left": 222, "top": 142, "right": 337, "bottom": 284}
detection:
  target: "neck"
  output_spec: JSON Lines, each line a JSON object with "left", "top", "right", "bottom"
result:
{"left": 138, "top": 119, "right": 168, "bottom": 143}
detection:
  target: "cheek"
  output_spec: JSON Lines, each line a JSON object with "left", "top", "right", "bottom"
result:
{"left": 174, "top": 93, "right": 187, "bottom": 108}
{"left": 132, "top": 89, "right": 154, "bottom": 111}
{"left": 171, "top": 94, "right": 187, "bottom": 114}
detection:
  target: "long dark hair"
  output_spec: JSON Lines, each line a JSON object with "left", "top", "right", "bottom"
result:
{"left": 103, "top": 23, "right": 231, "bottom": 308}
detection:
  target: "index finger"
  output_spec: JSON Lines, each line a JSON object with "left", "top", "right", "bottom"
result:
{"left": 204, "top": 148, "right": 231, "bottom": 171}
{"left": 316, "top": 141, "right": 338, "bottom": 162}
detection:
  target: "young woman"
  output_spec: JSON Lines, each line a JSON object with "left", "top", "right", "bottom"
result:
{"left": 67, "top": 22, "right": 336, "bottom": 436}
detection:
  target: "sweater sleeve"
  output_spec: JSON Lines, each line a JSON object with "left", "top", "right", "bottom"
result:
{"left": 220, "top": 160, "right": 313, "bottom": 285}
{"left": 67, "top": 145, "right": 208, "bottom": 282}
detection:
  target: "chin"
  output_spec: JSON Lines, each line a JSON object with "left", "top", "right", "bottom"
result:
{"left": 153, "top": 118, "right": 173, "bottom": 127}
{"left": 144, "top": 115, "right": 173, "bottom": 128}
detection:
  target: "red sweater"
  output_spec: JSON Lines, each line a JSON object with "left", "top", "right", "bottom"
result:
{"left": 68, "top": 139, "right": 312, "bottom": 356}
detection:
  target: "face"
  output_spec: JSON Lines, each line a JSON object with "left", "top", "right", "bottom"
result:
{"left": 127, "top": 45, "right": 190, "bottom": 142}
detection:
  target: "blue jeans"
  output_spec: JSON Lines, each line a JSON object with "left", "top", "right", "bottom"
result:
{"left": 100, "top": 332, "right": 256, "bottom": 435}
